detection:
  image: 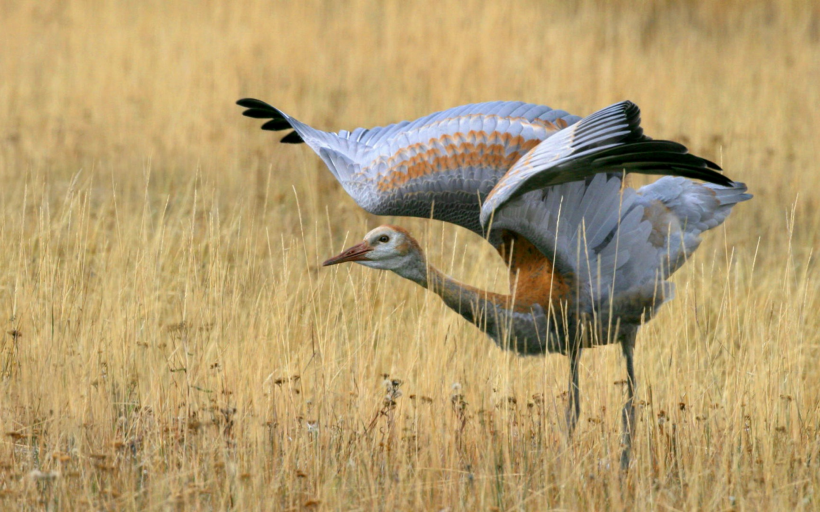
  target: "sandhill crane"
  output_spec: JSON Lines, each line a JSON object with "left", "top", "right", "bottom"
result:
{"left": 238, "top": 98, "right": 751, "bottom": 468}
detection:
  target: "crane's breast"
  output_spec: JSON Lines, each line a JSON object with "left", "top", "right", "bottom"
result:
{"left": 499, "top": 231, "right": 573, "bottom": 308}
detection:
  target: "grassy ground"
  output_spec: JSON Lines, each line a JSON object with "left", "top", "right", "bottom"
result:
{"left": 1, "top": 0, "right": 819, "bottom": 509}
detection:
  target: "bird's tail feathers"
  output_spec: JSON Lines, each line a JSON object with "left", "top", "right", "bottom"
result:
{"left": 705, "top": 181, "right": 753, "bottom": 206}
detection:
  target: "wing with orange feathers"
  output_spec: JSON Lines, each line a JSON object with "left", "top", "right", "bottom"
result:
{"left": 238, "top": 98, "right": 580, "bottom": 236}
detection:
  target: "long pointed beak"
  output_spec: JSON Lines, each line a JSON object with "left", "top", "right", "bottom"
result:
{"left": 322, "top": 241, "right": 373, "bottom": 266}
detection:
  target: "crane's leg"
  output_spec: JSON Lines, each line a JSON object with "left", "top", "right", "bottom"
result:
{"left": 566, "top": 347, "right": 582, "bottom": 436}
{"left": 620, "top": 330, "right": 637, "bottom": 470}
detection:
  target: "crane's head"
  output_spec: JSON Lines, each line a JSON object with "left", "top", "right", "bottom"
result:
{"left": 322, "top": 225, "right": 425, "bottom": 280}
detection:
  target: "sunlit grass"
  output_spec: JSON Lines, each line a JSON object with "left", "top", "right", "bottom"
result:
{"left": 0, "top": 0, "right": 818, "bottom": 509}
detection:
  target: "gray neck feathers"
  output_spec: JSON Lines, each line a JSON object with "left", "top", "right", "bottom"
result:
{"left": 390, "top": 252, "right": 559, "bottom": 355}
{"left": 395, "top": 256, "right": 493, "bottom": 330}
{"left": 391, "top": 251, "right": 431, "bottom": 288}
{"left": 390, "top": 250, "right": 483, "bottom": 310}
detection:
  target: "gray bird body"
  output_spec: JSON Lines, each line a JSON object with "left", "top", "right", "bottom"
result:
{"left": 239, "top": 98, "right": 751, "bottom": 468}
{"left": 485, "top": 174, "right": 750, "bottom": 355}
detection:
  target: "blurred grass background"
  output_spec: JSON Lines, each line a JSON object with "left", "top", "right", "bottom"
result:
{"left": 0, "top": 0, "right": 818, "bottom": 509}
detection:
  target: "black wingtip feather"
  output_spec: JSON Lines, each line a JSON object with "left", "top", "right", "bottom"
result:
{"left": 700, "top": 157, "right": 722, "bottom": 171}
{"left": 626, "top": 163, "right": 732, "bottom": 186}
{"left": 611, "top": 141, "right": 722, "bottom": 171}
{"left": 280, "top": 131, "right": 304, "bottom": 144}
{"left": 261, "top": 119, "right": 292, "bottom": 131}
{"left": 236, "top": 98, "right": 288, "bottom": 121}
{"left": 592, "top": 139, "right": 724, "bottom": 169}
{"left": 672, "top": 168, "right": 733, "bottom": 187}
{"left": 622, "top": 101, "right": 645, "bottom": 143}
{"left": 236, "top": 98, "right": 277, "bottom": 111}
{"left": 242, "top": 108, "right": 281, "bottom": 119}
{"left": 586, "top": 139, "right": 732, "bottom": 187}
{"left": 237, "top": 98, "right": 304, "bottom": 143}
{"left": 576, "top": 100, "right": 647, "bottom": 145}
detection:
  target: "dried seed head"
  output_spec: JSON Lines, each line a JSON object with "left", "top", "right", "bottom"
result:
{"left": 27, "top": 470, "right": 59, "bottom": 481}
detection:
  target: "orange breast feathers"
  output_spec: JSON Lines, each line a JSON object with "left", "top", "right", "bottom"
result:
{"left": 498, "top": 231, "right": 573, "bottom": 308}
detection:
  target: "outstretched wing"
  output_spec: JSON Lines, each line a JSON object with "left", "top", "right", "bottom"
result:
{"left": 238, "top": 98, "right": 580, "bottom": 236}
{"left": 490, "top": 175, "right": 750, "bottom": 326}
{"left": 479, "top": 101, "right": 732, "bottom": 227}
{"left": 490, "top": 175, "right": 655, "bottom": 310}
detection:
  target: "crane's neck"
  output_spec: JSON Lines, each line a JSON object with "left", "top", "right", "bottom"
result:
{"left": 386, "top": 245, "right": 620, "bottom": 356}
{"left": 404, "top": 260, "right": 559, "bottom": 354}
{"left": 425, "top": 265, "right": 512, "bottom": 318}
{"left": 391, "top": 253, "right": 515, "bottom": 331}
{"left": 386, "top": 245, "right": 564, "bottom": 355}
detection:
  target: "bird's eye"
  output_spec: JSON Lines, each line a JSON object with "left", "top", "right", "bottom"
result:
{"left": 378, "top": 235, "right": 390, "bottom": 243}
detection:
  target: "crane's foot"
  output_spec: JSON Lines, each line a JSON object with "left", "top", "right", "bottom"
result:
{"left": 565, "top": 402, "right": 579, "bottom": 437}
{"left": 566, "top": 348, "right": 582, "bottom": 437}
{"left": 619, "top": 398, "right": 634, "bottom": 471}
{"left": 620, "top": 448, "right": 632, "bottom": 471}
{"left": 619, "top": 330, "right": 637, "bottom": 471}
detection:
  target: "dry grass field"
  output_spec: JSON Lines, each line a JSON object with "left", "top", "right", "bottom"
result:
{"left": 0, "top": 0, "right": 819, "bottom": 509}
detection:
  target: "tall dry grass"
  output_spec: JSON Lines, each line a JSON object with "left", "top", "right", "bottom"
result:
{"left": 0, "top": 0, "right": 819, "bottom": 509}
